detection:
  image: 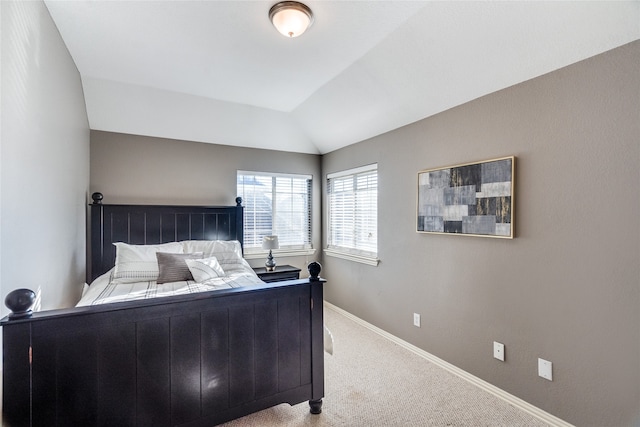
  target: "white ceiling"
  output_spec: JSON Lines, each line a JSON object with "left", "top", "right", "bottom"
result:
{"left": 44, "top": 0, "right": 640, "bottom": 155}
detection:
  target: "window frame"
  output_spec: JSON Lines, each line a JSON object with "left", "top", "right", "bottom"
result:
{"left": 325, "top": 164, "right": 379, "bottom": 266}
{"left": 237, "top": 170, "right": 314, "bottom": 259}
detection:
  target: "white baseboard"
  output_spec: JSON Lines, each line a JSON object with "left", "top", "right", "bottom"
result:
{"left": 324, "top": 301, "right": 574, "bottom": 427}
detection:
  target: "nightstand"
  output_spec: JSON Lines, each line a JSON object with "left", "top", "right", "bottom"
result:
{"left": 253, "top": 265, "right": 301, "bottom": 283}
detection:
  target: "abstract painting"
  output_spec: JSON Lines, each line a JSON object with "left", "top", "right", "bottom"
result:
{"left": 417, "top": 156, "right": 515, "bottom": 238}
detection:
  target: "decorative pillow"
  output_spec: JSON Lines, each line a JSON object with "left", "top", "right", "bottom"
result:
{"left": 112, "top": 242, "right": 183, "bottom": 284}
{"left": 185, "top": 256, "right": 226, "bottom": 283}
{"left": 181, "top": 240, "right": 243, "bottom": 268}
{"left": 156, "top": 252, "right": 203, "bottom": 284}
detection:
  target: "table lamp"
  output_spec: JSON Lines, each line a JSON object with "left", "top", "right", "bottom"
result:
{"left": 262, "top": 235, "right": 279, "bottom": 271}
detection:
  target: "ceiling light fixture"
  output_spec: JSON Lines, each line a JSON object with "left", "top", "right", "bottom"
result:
{"left": 269, "top": 1, "right": 314, "bottom": 38}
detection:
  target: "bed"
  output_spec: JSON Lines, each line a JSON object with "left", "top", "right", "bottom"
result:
{"left": 2, "top": 194, "right": 325, "bottom": 426}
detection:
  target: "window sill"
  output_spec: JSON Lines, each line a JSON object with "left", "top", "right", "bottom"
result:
{"left": 324, "top": 248, "right": 379, "bottom": 266}
{"left": 244, "top": 248, "right": 316, "bottom": 260}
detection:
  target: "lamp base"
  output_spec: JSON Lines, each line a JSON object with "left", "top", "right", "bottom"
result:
{"left": 265, "top": 250, "right": 276, "bottom": 271}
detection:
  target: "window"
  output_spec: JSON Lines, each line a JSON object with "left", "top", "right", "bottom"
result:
{"left": 326, "top": 164, "right": 378, "bottom": 265}
{"left": 237, "top": 171, "right": 312, "bottom": 254}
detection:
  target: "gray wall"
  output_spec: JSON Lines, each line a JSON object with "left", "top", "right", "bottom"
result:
{"left": 1, "top": 1, "right": 90, "bottom": 315}
{"left": 321, "top": 41, "right": 639, "bottom": 426}
{"left": 90, "top": 131, "right": 322, "bottom": 272}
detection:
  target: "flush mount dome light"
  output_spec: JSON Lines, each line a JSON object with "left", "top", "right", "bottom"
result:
{"left": 269, "top": 1, "right": 314, "bottom": 38}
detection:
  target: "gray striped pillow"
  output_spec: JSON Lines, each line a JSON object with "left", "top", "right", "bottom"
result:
{"left": 156, "top": 252, "right": 203, "bottom": 284}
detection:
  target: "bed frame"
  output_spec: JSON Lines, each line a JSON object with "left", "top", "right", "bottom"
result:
{"left": 2, "top": 194, "right": 325, "bottom": 427}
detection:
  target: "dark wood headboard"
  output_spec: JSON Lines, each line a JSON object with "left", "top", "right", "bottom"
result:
{"left": 88, "top": 193, "right": 244, "bottom": 283}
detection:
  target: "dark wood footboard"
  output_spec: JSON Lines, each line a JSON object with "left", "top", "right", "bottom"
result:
{"left": 2, "top": 277, "right": 325, "bottom": 426}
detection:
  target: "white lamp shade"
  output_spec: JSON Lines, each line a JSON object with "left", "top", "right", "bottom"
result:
{"left": 262, "top": 235, "right": 280, "bottom": 250}
{"left": 269, "top": 2, "right": 313, "bottom": 38}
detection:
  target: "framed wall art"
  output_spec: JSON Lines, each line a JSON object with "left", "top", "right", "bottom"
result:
{"left": 417, "top": 156, "right": 515, "bottom": 238}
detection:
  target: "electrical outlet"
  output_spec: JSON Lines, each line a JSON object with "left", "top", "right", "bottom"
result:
{"left": 493, "top": 341, "right": 505, "bottom": 361}
{"left": 538, "top": 358, "right": 553, "bottom": 381}
{"left": 413, "top": 313, "right": 421, "bottom": 327}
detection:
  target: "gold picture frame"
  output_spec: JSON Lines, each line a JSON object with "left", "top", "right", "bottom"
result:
{"left": 417, "top": 156, "right": 515, "bottom": 238}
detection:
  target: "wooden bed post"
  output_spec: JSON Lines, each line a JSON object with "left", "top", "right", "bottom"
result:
{"left": 308, "top": 261, "right": 324, "bottom": 414}
{"left": 3, "top": 289, "right": 36, "bottom": 426}
{"left": 88, "top": 192, "right": 104, "bottom": 284}
{"left": 235, "top": 196, "right": 244, "bottom": 254}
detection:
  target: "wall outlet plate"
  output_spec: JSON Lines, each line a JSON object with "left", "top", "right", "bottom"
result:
{"left": 493, "top": 341, "right": 505, "bottom": 361}
{"left": 538, "top": 358, "right": 553, "bottom": 381}
{"left": 413, "top": 313, "right": 421, "bottom": 327}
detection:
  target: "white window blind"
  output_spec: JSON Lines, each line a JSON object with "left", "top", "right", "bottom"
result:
{"left": 327, "top": 164, "right": 377, "bottom": 259}
{"left": 237, "top": 171, "right": 312, "bottom": 251}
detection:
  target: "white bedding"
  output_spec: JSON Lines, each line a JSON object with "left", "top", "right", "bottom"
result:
{"left": 77, "top": 260, "right": 263, "bottom": 306}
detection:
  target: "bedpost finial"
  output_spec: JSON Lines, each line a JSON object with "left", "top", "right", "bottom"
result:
{"left": 308, "top": 261, "right": 322, "bottom": 281}
{"left": 5, "top": 288, "right": 36, "bottom": 320}
{"left": 91, "top": 192, "right": 103, "bottom": 204}
{"left": 235, "top": 196, "right": 243, "bottom": 206}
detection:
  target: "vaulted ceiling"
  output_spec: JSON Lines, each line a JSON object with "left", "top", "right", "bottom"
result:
{"left": 44, "top": 1, "right": 640, "bottom": 154}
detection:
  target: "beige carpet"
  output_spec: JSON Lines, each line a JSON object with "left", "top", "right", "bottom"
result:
{"left": 220, "top": 305, "right": 551, "bottom": 427}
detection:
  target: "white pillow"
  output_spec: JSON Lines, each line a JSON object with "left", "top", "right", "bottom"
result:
{"left": 181, "top": 240, "right": 243, "bottom": 267}
{"left": 185, "top": 256, "right": 226, "bottom": 283}
{"left": 112, "top": 242, "right": 183, "bottom": 284}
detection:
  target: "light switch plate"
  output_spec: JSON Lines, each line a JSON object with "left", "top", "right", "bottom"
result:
{"left": 413, "top": 313, "right": 421, "bottom": 327}
{"left": 538, "top": 358, "right": 553, "bottom": 381}
{"left": 493, "top": 341, "right": 505, "bottom": 361}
